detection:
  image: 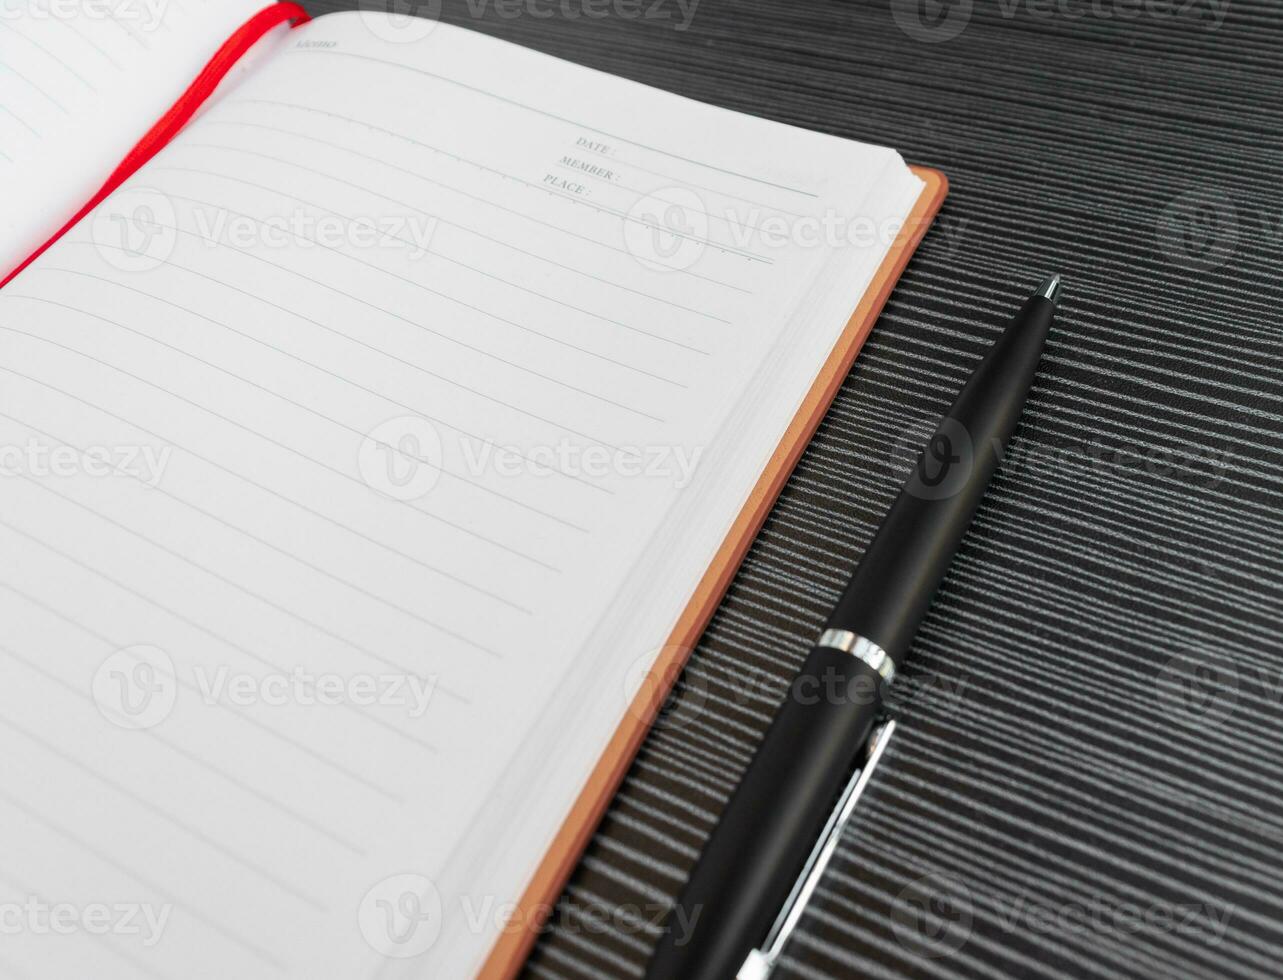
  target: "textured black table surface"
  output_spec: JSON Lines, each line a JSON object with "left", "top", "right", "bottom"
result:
{"left": 306, "top": 2, "right": 1283, "bottom": 977}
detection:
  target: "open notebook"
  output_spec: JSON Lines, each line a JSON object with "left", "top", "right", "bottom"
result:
{"left": 0, "top": 6, "right": 945, "bottom": 978}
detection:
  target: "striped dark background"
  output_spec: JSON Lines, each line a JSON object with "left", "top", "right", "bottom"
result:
{"left": 306, "top": 1, "right": 1283, "bottom": 976}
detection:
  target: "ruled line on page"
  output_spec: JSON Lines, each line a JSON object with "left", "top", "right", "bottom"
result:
{"left": 0, "top": 786, "right": 286, "bottom": 971}
{"left": 539, "top": 183, "right": 771, "bottom": 263}
{"left": 123, "top": 201, "right": 670, "bottom": 421}
{"left": 0, "top": 520, "right": 415, "bottom": 805}
{"left": 1, "top": 286, "right": 586, "bottom": 572}
{"left": 179, "top": 123, "right": 772, "bottom": 265}
{"left": 283, "top": 48, "right": 821, "bottom": 198}
{"left": 0, "top": 865, "right": 171, "bottom": 980}
{"left": 183, "top": 119, "right": 738, "bottom": 321}
{"left": 64, "top": 270, "right": 634, "bottom": 489}
{"left": 549, "top": 159, "right": 790, "bottom": 236}
{"left": 57, "top": 230, "right": 654, "bottom": 455}
{"left": 0, "top": 413, "right": 508, "bottom": 699}
{"left": 0, "top": 521, "right": 452, "bottom": 747}
{"left": 0, "top": 390, "right": 528, "bottom": 665}
{"left": 158, "top": 146, "right": 714, "bottom": 369}
{"left": 0, "top": 492, "right": 469, "bottom": 716}
{"left": 160, "top": 147, "right": 718, "bottom": 362}
{"left": 220, "top": 99, "right": 755, "bottom": 295}
{"left": 0, "top": 60, "right": 69, "bottom": 113}
{"left": 0, "top": 0, "right": 282, "bottom": 279}
{"left": 0, "top": 104, "right": 41, "bottom": 138}
{"left": 0, "top": 408, "right": 488, "bottom": 750}
{"left": 0, "top": 333, "right": 586, "bottom": 571}
{"left": 52, "top": 15, "right": 124, "bottom": 71}
{"left": 564, "top": 142, "right": 814, "bottom": 220}
{"left": 153, "top": 160, "right": 719, "bottom": 357}
{"left": 0, "top": 298, "right": 586, "bottom": 538}
{"left": 105, "top": 8, "right": 149, "bottom": 49}
{"left": 0, "top": 518, "right": 413, "bottom": 802}
{"left": 153, "top": 165, "right": 706, "bottom": 373}
{"left": 32, "top": 264, "right": 614, "bottom": 494}
{"left": 0, "top": 713, "right": 326, "bottom": 910}
{"left": 1, "top": 352, "right": 552, "bottom": 607}
{"left": 2, "top": 427, "right": 522, "bottom": 647}
{"left": 0, "top": 639, "right": 366, "bottom": 856}
{"left": 0, "top": 20, "right": 97, "bottom": 91}
{"left": 14, "top": 265, "right": 607, "bottom": 524}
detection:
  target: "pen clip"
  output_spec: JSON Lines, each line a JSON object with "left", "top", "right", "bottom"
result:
{"left": 737, "top": 719, "right": 897, "bottom": 980}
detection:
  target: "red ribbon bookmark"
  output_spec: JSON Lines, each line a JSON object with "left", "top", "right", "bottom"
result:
{"left": 1, "top": 2, "right": 310, "bottom": 289}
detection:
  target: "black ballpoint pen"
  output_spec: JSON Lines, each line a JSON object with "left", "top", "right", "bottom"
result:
{"left": 645, "top": 275, "right": 1061, "bottom": 980}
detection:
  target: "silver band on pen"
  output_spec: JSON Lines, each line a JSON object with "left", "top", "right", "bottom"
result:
{"left": 815, "top": 629, "right": 895, "bottom": 684}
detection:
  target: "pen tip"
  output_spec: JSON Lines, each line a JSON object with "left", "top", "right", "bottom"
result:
{"left": 1036, "top": 274, "right": 1063, "bottom": 306}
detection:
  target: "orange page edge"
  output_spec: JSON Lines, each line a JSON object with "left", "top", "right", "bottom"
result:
{"left": 479, "top": 163, "right": 949, "bottom": 979}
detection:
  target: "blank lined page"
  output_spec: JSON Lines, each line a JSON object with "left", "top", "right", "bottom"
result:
{"left": 0, "top": 12, "right": 919, "bottom": 977}
{"left": 0, "top": 0, "right": 277, "bottom": 277}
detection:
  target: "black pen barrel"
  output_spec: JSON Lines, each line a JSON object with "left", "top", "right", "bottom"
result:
{"left": 829, "top": 290, "right": 1055, "bottom": 662}
{"left": 645, "top": 283, "right": 1056, "bottom": 980}
{"left": 643, "top": 646, "right": 884, "bottom": 980}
